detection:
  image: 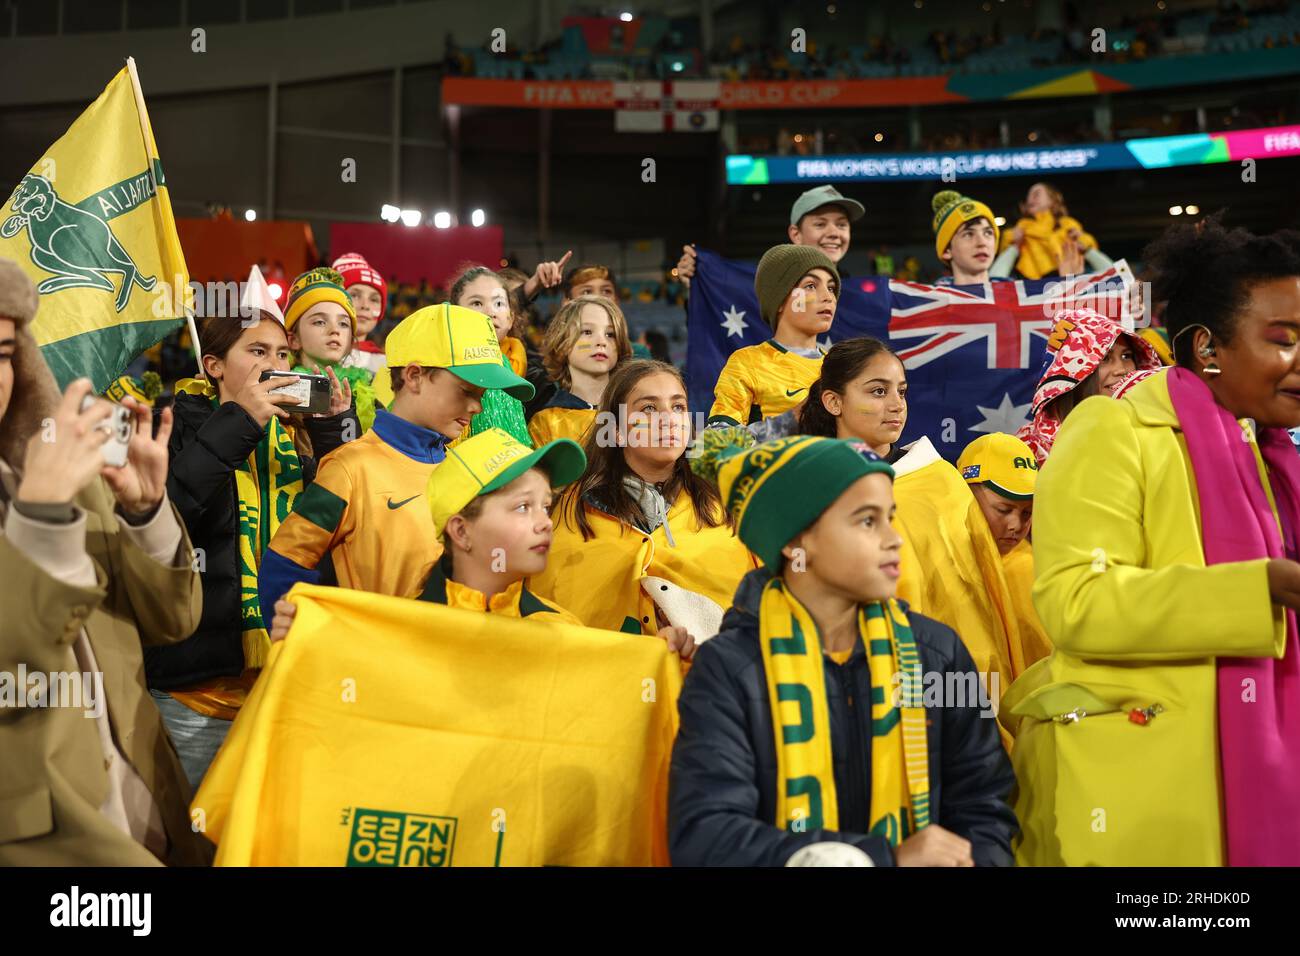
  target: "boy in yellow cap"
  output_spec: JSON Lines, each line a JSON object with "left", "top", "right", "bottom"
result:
{"left": 284, "top": 266, "right": 378, "bottom": 432}
{"left": 930, "top": 190, "right": 1018, "bottom": 287}
{"left": 267, "top": 428, "right": 587, "bottom": 638}
{"left": 258, "top": 303, "right": 534, "bottom": 619}
{"left": 957, "top": 432, "right": 1052, "bottom": 667}
{"left": 419, "top": 428, "right": 587, "bottom": 621}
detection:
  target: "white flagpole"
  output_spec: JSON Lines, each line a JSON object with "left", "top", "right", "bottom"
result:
{"left": 124, "top": 56, "right": 204, "bottom": 376}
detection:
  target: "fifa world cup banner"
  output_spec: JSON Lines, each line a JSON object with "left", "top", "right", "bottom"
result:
{"left": 193, "top": 585, "right": 683, "bottom": 867}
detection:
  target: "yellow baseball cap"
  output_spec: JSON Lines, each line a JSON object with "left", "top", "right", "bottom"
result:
{"left": 427, "top": 428, "right": 587, "bottom": 538}
{"left": 957, "top": 433, "right": 1038, "bottom": 501}
{"left": 373, "top": 302, "right": 534, "bottom": 407}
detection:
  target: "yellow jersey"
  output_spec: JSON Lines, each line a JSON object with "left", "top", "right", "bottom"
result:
{"left": 707, "top": 339, "right": 825, "bottom": 427}
{"left": 530, "top": 490, "right": 757, "bottom": 635}
{"left": 416, "top": 556, "right": 584, "bottom": 625}
{"left": 528, "top": 388, "right": 598, "bottom": 448}
{"left": 258, "top": 409, "right": 447, "bottom": 615}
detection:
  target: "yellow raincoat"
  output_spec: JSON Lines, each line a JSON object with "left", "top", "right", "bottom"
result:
{"left": 892, "top": 439, "right": 1025, "bottom": 726}
{"left": 1002, "top": 370, "right": 1283, "bottom": 866}
{"left": 1000, "top": 210, "right": 1097, "bottom": 280}
{"left": 1002, "top": 540, "right": 1053, "bottom": 669}
{"left": 531, "top": 490, "right": 757, "bottom": 635}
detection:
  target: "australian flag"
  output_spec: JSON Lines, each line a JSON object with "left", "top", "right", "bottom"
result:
{"left": 686, "top": 248, "right": 1138, "bottom": 460}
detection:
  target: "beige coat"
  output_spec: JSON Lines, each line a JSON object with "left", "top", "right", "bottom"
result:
{"left": 0, "top": 298, "right": 210, "bottom": 864}
{"left": 0, "top": 472, "right": 211, "bottom": 866}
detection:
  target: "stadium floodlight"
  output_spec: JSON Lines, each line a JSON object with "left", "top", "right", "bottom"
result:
{"left": 268, "top": 283, "right": 283, "bottom": 299}
{"left": 994, "top": 216, "right": 1006, "bottom": 226}
{"left": 1185, "top": 204, "right": 1200, "bottom": 215}
{"left": 400, "top": 208, "right": 423, "bottom": 227}
{"left": 470, "top": 208, "right": 486, "bottom": 227}
{"left": 620, "top": 12, "right": 633, "bottom": 22}
{"left": 380, "top": 204, "right": 401, "bottom": 222}
{"left": 1169, "top": 205, "right": 1184, "bottom": 216}
{"left": 874, "top": 132, "right": 883, "bottom": 142}
{"left": 244, "top": 209, "right": 257, "bottom": 222}
{"left": 433, "top": 211, "right": 453, "bottom": 229}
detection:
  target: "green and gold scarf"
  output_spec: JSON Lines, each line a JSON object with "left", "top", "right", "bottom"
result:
{"left": 759, "top": 577, "right": 931, "bottom": 844}
{"left": 177, "top": 379, "right": 306, "bottom": 669}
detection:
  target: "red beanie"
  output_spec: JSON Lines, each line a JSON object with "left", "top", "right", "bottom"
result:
{"left": 330, "top": 252, "right": 387, "bottom": 320}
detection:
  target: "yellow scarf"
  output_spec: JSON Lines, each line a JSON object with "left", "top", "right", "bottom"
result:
{"left": 176, "top": 379, "right": 305, "bottom": 669}
{"left": 759, "top": 577, "right": 930, "bottom": 844}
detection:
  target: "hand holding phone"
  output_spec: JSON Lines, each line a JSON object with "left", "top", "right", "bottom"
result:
{"left": 16, "top": 380, "right": 124, "bottom": 506}
{"left": 259, "top": 369, "right": 332, "bottom": 416}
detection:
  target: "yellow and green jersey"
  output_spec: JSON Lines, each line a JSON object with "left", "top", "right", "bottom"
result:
{"left": 707, "top": 340, "right": 825, "bottom": 427}
{"left": 257, "top": 408, "right": 448, "bottom": 618}
{"left": 416, "top": 556, "right": 584, "bottom": 626}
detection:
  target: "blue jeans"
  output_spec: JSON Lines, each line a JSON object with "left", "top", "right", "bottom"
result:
{"left": 150, "top": 690, "right": 232, "bottom": 792}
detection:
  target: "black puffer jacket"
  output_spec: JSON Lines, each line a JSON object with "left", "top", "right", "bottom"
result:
{"left": 668, "top": 568, "right": 1017, "bottom": 866}
{"left": 144, "top": 392, "right": 357, "bottom": 690}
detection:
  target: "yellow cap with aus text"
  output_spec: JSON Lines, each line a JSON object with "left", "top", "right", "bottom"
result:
{"left": 957, "top": 432, "right": 1038, "bottom": 500}
{"left": 426, "top": 427, "right": 587, "bottom": 538}
{"left": 373, "top": 302, "right": 534, "bottom": 406}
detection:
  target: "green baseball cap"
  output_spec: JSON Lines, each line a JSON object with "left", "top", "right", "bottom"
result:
{"left": 790, "top": 185, "right": 866, "bottom": 226}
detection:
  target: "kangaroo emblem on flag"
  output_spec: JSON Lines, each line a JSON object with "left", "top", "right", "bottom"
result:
{"left": 2, "top": 173, "right": 157, "bottom": 312}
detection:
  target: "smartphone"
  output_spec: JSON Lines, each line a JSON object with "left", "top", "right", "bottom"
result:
{"left": 260, "top": 370, "right": 332, "bottom": 415}
{"left": 80, "top": 395, "right": 134, "bottom": 468}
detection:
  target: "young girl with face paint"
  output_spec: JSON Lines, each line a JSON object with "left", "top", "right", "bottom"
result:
{"left": 529, "top": 360, "right": 756, "bottom": 656}
{"left": 529, "top": 295, "right": 633, "bottom": 447}
{"left": 797, "top": 337, "right": 1033, "bottom": 733}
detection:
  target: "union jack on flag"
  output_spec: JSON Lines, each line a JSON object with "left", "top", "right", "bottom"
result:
{"left": 686, "top": 249, "right": 1139, "bottom": 459}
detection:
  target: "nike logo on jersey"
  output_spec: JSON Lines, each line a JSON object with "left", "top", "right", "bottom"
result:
{"left": 386, "top": 495, "right": 420, "bottom": 510}
{"left": 785, "top": 388, "right": 807, "bottom": 398}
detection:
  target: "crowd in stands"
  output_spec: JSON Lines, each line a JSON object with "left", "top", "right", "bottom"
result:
{"left": 444, "top": 1, "right": 1300, "bottom": 83}
{"left": 10, "top": 170, "right": 1300, "bottom": 867}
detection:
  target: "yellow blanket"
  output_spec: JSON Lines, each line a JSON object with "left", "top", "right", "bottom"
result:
{"left": 193, "top": 584, "right": 682, "bottom": 866}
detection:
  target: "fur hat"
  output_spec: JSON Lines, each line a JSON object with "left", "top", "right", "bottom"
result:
{"left": 0, "top": 257, "right": 39, "bottom": 328}
{"left": 0, "top": 258, "right": 61, "bottom": 472}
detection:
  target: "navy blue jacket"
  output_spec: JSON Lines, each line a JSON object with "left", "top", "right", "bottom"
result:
{"left": 668, "top": 568, "right": 1018, "bottom": 866}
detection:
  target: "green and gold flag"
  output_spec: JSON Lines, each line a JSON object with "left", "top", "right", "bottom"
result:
{"left": 0, "top": 58, "right": 191, "bottom": 390}
{"left": 194, "top": 584, "right": 683, "bottom": 867}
